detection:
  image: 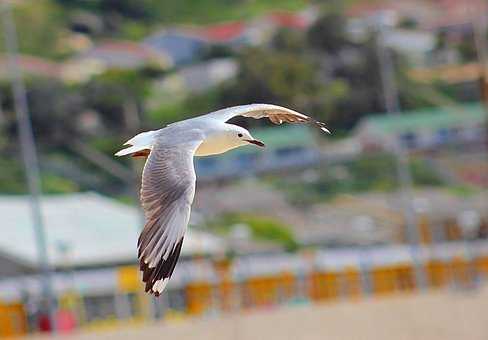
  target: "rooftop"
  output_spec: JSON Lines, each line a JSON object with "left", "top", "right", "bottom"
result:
{"left": 0, "top": 192, "right": 223, "bottom": 268}
{"left": 0, "top": 54, "right": 61, "bottom": 79}
{"left": 357, "top": 102, "right": 487, "bottom": 135}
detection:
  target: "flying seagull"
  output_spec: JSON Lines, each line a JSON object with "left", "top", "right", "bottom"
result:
{"left": 115, "top": 104, "right": 330, "bottom": 296}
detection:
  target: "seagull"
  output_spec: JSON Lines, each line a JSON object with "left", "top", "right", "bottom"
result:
{"left": 115, "top": 104, "right": 330, "bottom": 296}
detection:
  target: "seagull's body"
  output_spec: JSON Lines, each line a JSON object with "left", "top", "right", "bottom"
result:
{"left": 115, "top": 104, "right": 329, "bottom": 296}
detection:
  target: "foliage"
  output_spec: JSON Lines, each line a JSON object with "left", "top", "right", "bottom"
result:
{"left": 1, "top": 80, "right": 84, "bottom": 146}
{"left": 41, "top": 174, "right": 80, "bottom": 193}
{"left": 307, "top": 12, "right": 349, "bottom": 53}
{"left": 54, "top": 0, "right": 307, "bottom": 25}
{"left": 0, "top": 2, "right": 455, "bottom": 199}
{"left": 270, "top": 154, "right": 445, "bottom": 206}
{"left": 208, "top": 213, "right": 298, "bottom": 251}
{"left": 0, "top": 159, "right": 78, "bottom": 194}
{"left": 409, "top": 158, "right": 444, "bottom": 187}
{"left": 82, "top": 69, "right": 151, "bottom": 132}
{"left": 218, "top": 46, "right": 348, "bottom": 126}
{"left": 0, "top": 0, "right": 67, "bottom": 59}
{"left": 0, "top": 159, "right": 27, "bottom": 193}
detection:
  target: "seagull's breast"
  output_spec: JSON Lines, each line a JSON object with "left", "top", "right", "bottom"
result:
{"left": 195, "top": 135, "right": 238, "bottom": 156}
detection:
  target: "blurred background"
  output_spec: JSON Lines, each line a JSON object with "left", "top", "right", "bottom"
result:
{"left": 1, "top": 0, "right": 488, "bottom": 339}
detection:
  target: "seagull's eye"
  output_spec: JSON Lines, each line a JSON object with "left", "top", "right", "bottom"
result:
{"left": 238, "top": 133, "right": 243, "bottom": 138}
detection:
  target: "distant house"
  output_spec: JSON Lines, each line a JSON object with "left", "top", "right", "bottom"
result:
{"left": 424, "top": 0, "right": 486, "bottom": 31}
{"left": 0, "top": 54, "right": 61, "bottom": 80}
{"left": 143, "top": 29, "right": 208, "bottom": 66}
{"left": 195, "top": 21, "right": 248, "bottom": 45}
{"left": 409, "top": 63, "right": 488, "bottom": 84}
{"left": 382, "top": 29, "right": 435, "bottom": 66}
{"left": 267, "top": 11, "right": 311, "bottom": 30}
{"left": 143, "top": 11, "right": 314, "bottom": 66}
{"left": 149, "top": 58, "right": 238, "bottom": 106}
{"left": 300, "top": 189, "right": 488, "bottom": 246}
{"left": 345, "top": 0, "right": 438, "bottom": 30}
{"left": 354, "top": 103, "right": 488, "bottom": 152}
{"left": 62, "top": 40, "right": 171, "bottom": 82}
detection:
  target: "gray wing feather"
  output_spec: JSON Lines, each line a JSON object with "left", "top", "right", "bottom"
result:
{"left": 138, "top": 136, "right": 202, "bottom": 296}
{"left": 204, "top": 104, "right": 330, "bottom": 133}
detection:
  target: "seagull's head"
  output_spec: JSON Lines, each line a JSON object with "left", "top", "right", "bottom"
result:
{"left": 228, "top": 125, "right": 265, "bottom": 149}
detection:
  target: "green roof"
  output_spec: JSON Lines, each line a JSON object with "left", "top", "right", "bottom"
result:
{"left": 362, "top": 102, "right": 488, "bottom": 135}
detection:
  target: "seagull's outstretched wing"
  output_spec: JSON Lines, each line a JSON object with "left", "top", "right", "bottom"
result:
{"left": 138, "top": 137, "right": 202, "bottom": 296}
{"left": 205, "top": 104, "right": 330, "bottom": 133}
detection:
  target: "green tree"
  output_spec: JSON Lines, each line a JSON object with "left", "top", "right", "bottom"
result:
{"left": 307, "top": 12, "right": 349, "bottom": 53}
{"left": 218, "top": 47, "right": 346, "bottom": 124}
{"left": 0, "top": 0, "right": 67, "bottom": 59}
{"left": 82, "top": 69, "right": 151, "bottom": 132}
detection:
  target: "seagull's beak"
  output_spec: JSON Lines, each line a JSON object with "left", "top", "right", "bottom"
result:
{"left": 245, "top": 139, "right": 265, "bottom": 147}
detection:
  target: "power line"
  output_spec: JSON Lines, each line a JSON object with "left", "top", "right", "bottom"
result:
{"left": 1, "top": 2, "right": 56, "bottom": 331}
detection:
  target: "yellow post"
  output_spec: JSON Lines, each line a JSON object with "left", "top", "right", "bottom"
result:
{"left": 0, "top": 302, "right": 27, "bottom": 337}
{"left": 418, "top": 214, "right": 432, "bottom": 244}
{"left": 371, "top": 266, "right": 396, "bottom": 295}
{"left": 425, "top": 260, "right": 449, "bottom": 288}
{"left": 186, "top": 282, "right": 213, "bottom": 315}
{"left": 475, "top": 256, "right": 488, "bottom": 277}
{"left": 342, "top": 266, "right": 362, "bottom": 298}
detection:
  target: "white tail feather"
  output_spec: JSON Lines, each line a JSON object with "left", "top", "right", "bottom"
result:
{"left": 115, "top": 130, "right": 157, "bottom": 157}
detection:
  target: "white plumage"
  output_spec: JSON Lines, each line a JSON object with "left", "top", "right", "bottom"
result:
{"left": 115, "top": 104, "right": 330, "bottom": 296}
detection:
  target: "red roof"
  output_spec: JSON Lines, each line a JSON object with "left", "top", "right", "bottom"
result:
{"left": 346, "top": 1, "right": 390, "bottom": 17}
{"left": 0, "top": 54, "right": 60, "bottom": 78}
{"left": 196, "top": 22, "right": 246, "bottom": 42}
{"left": 427, "top": 0, "right": 487, "bottom": 29}
{"left": 92, "top": 40, "right": 158, "bottom": 60}
{"left": 268, "top": 12, "right": 309, "bottom": 29}
{"left": 346, "top": 0, "right": 487, "bottom": 30}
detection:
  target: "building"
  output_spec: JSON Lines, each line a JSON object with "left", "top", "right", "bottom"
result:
{"left": 409, "top": 63, "right": 488, "bottom": 84}
{"left": 143, "top": 11, "right": 314, "bottom": 67}
{"left": 0, "top": 54, "right": 61, "bottom": 80}
{"left": 354, "top": 103, "right": 488, "bottom": 152}
{"left": 62, "top": 40, "right": 171, "bottom": 82}
{"left": 148, "top": 58, "right": 238, "bottom": 106}
{"left": 382, "top": 29, "right": 435, "bottom": 66}
{"left": 143, "top": 29, "right": 208, "bottom": 67}
{"left": 0, "top": 192, "right": 224, "bottom": 278}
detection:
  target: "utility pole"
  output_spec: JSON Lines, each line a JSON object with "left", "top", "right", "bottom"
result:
{"left": 472, "top": 3, "right": 488, "bottom": 133}
{"left": 1, "top": 3, "right": 56, "bottom": 330}
{"left": 470, "top": 2, "right": 488, "bottom": 243}
{"left": 374, "top": 16, "right": 426, "bottom": 290}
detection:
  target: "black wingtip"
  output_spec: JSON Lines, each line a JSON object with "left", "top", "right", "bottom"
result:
{"left": 313, "top": 120, "right": 331, "bottom": 134}
{"left": 139, "top": 238, "right": 184, "bottom": 297}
